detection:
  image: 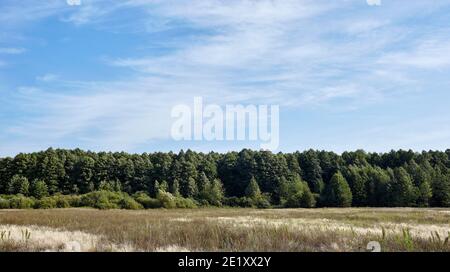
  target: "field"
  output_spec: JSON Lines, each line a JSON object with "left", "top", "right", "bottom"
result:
{"left": 0, "top": 208, "right": 449, "bottom": 252}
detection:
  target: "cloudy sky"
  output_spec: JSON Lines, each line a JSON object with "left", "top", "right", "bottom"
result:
{"left": 1, "top": 0, "right": 450, "bottom": 156}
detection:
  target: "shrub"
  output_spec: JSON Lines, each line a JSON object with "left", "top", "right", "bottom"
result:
{"left": 119, "top": 196, "right": 143, "bottom": 210}
{"left": 254, "top": 194, "right": 271, "bottom": 209}
{"left": 0, "top": 198, "right": 10, "bottom": 209}
{"left": 8, "top": 195, "right": 35, "bottom": 209}
{"left": 155, "top": 190, "right": 197, "bottom": 209}
{"left": 156, "top": 190, "right": 176, "bottom": 209}
{"left": 224, "top": 197, "right": 254, "bottom": 208}
{"left": 35, "top": 197, "right": 57, "bottom": 209}
{"left": 67, "top": 195, "right": 82, "bottom": 207}
{"left": 133, "top": 192, "right": 161, "bottom": 209}
{"left": 174, "top": 197, "right": 197, "bottom": 208}
{"left": 80, "top": 191, "right": 120, "bottom": 209}
{"left": 52, "top": 195, "right": 71, "bottom": 208}
{"left": 144, "top": 198, "right": 162, "bottom": 209}
{"left": 80, "top": 191, "right": 147, "bottom": 210}
{"left": 197, "top": 199, "right": 210, "bottom": 207}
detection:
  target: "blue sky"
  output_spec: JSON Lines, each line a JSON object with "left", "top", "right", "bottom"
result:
{"left": 1, "top": 0, "right": 450, "bottom": 156}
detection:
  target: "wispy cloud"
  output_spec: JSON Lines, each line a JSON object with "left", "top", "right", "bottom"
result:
{"left": 0, "top": 47, "right": 26, "bottom": 54}
{"left": 36, "top": 73, "right": 59, "bottom": 82}
{"left": 1, "top": 0, "right": 450, "bottom": 155}
{"left": 378, "top": 38, "right": 450, "bottom": 69}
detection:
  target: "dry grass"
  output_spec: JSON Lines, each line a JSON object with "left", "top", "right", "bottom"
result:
{"left": 0, "top": 208, "right": 449, "bottom": 252}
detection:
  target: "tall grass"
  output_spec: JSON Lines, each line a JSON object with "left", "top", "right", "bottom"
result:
{"left": 0, "top": 208, "right": 449, "bottom": 252}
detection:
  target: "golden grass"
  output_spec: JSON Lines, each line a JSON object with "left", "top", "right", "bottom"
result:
{"left": 0, "top": 208, "right": 449, "bottom": 252}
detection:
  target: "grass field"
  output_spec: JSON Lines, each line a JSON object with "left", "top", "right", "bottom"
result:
{"left": 0, "top": 208, "right": 449, "bottom": 252}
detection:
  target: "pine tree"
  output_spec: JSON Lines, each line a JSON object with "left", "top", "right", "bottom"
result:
{"left": 417, "top": 180, "right": 432, "bottom": 207}
{"left": 245, "top": 177, "right": 261, "bottom": 199}
{"left": 366, "top": 166, "right": 390, "bottom": 206}
{"left": 431, "top": 168, "right": 450, "bottom": 207}
{"left": 278, "top": 176, "right": 290, "bottom": 204}
{"left": 299, "top": 184, "right": 316, "bottom": 208}
{"left": 211, "top": 179, "right": 225, "bottom": 202}
{"left": 204, "top": 179, "right": 225, "bottom": 206}
{"left": 298, "top": 150, "right": 324, "bottom": 194}
{"left": 185, "top": 177, "right": 198, "bottom": 198}
{"left": 171, "top": 178, "right": 181, "bottom": 197}
{"left": 152, "top": 180, "right": 160, "bottom": 197}
{"left": 407, "top": 161, "right": 432, "bottom": 206}
{"left": 198, "top": 172, "right": 209, "bottom": 193}
{"left": 343, "top": 166, "right": 367, "bottom": 206}
{"left": 323, "top": 172, "right": 352, "bottom": 207}
{"left": 388, "top": 167, "right": 417, "bottom": 206}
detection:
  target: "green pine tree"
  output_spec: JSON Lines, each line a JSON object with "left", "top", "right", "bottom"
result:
{"left": 245, "top": 177, "right": 261, "bottom": 199}
{"left": 323, "top": 172, "right": 352, "bottom": 207}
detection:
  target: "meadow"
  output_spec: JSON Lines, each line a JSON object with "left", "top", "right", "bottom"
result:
{"left": 0, "top": 208, "right": 449, "bottom": 252}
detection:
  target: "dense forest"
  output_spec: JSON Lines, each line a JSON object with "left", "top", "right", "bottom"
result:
{"left": 0, "top": 148, "right": 449, "bottom": 209}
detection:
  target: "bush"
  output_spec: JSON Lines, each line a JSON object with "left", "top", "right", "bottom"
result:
{"left": 80, "top": 191, "right": 146, "bottom": 210}
{"left": 155, "top": 190, "right": 197, "bottom": 209}
{"left": 0, "top": 198, "right": 10, "bottom": 209}
{"left": 144, "top": 198, "right": 162, "bottom": 209}
{"left": 197, "top": 199, "right": 210, "bottom": 207}
{"left": 35, "top": 197, "right": 57, "bottom": 209}
{"left": 224, "top": 197, "right": 254, "bottom": 207}
{"left": 66, "top": 195, "right": 82, "bottom": 207}
{"left": 133, "top": 192, "right": 161, "bottom": 209}
{"left": 80, "top": 191, "right": 120, "bottom": 209}
{"left": 156, "top": 190, "right": 176, "bottom": 209}
{"left": 174, "top": 197, "right": 197, "bottom": 208}
{"left": 51, "top": 195, "right": 72, "bottom": 208}
{"left": 8, "top": 195, "right": 35, "bottom": 209}
{"left": 119, "top": 196, "right": 143, "bottom": 210}
{"left": 254, "top": 194, "right": 271, "bottom": 209}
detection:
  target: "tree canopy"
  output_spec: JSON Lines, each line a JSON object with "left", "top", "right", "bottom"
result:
{"left": 1, "top": 148, "right": 450, "bottom": 208}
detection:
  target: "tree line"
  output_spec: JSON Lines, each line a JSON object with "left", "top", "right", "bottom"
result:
{"left": 0, "top": 148, "right": 449, "bottom": 209}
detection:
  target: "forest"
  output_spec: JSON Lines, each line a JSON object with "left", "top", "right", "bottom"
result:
{"left": 0, "top": 148, "right": 449, "bottom": 209}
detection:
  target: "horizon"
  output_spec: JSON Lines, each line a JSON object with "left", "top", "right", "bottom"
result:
{"left": 1, "top": 0, "right": 450, "bottom": 156}
{"left": 1, "top": 146, "right": 449, "bottom": 159}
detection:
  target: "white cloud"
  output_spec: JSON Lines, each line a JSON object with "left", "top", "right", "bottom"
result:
{"left": 0, "top": 47, "right": 26, "bottom": 54}
{"left": 344, "top": 19, "right": 389, "bottom": 35}
{"left": 378, "top": 39, "right": 450, "bottom": 69}
{"left": 366, "top": 0, "right": 381, "bottom": 6}
{"left": 36, "top": 74, "right": 59, "bottom": 82}
{"left": 0, "top": 1, "right": 67, "bottom": 26}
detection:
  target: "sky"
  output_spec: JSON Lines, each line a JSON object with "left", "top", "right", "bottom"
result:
{"left": 1, "top": 0, "right": 450, "bottom": 156}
